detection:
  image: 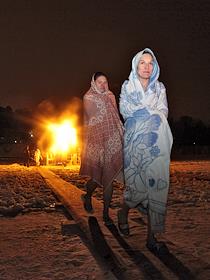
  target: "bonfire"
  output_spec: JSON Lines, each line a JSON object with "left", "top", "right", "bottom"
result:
{"left": 37, "top": 115, "right": 80, "bottom": 166}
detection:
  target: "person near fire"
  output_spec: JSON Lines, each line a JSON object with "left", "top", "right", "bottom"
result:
{"left": 34, "top": 148, "right": 42, "bottom": 166}
{"left": 80, "top": 72, "right": 124, "bottom": 225}
{"left": 118, "top": 48, "right": 173, "bottom": 254}
{"left": 23, "top": 145, "right": 30, "bottom": 167}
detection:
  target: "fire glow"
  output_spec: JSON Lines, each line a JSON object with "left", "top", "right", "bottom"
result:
{"left": 47, "top": 120, "right": 77, "bottom": 154}
{"left": 35, "top": 99, "right": 82, "bottom": 165}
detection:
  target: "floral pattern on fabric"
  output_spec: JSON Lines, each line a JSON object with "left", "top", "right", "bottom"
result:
{"left": 120, "top": 48, "right": 173, "bottom": 233}
{"left": 80, "top": 85, "right": 124, "bottom": 189}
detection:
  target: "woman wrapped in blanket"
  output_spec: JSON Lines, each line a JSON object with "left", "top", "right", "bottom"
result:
{"left": 118, "top": 48, "right": 173, "bottom": 254}
{"left": 80, "top": 72, "right": 124, "bottom": 225}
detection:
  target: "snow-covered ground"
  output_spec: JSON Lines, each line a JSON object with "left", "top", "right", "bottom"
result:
{"left": 0, "top": 162, "right": 210, "bottom": 279}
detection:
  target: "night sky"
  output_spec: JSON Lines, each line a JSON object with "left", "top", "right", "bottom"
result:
{"left": 0, "top": 0, "right": 210, "bottom": 123}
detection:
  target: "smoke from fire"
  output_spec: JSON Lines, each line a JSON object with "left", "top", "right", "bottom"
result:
{"left": 33, "top": 97, "right": 82, "bottom": 156}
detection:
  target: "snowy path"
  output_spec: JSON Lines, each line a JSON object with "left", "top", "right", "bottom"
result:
{"left": 0, "top": 162, "right": 210, "bottom": 279}
{"left": 0, "top": 164, "right": 114, "bottom": 280}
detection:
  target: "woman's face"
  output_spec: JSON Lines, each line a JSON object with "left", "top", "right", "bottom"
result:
{"left": 95, "top": 75, "right": 108, "bottom": 93}
{"left": 137, "top": 53, "right": 153, "bottom": 80}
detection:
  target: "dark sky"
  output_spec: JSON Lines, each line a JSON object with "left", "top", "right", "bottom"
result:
{"left": 0, "top": 0, "right": 210, "bottom": 123}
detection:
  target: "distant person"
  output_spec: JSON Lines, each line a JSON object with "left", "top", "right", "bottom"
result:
{"left": 118, "top": 48, "right": 173, "bottom": 254}
{"left": 34, "top": 148, "right": 42, "bottom": 166}
{"left": 80, "top": 72, "right": 124, "bottom": 225}
{"left": 24, "top": 145, "right": 30, "bottom": 167}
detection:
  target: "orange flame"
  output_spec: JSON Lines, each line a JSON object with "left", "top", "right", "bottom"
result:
{"left": 35, "top": 99, "right": 82, "bottom": 165}
{"left": 47, "top": 120, "right": 77, "bottom": 154}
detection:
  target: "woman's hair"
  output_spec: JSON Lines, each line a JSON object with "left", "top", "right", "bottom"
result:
{"left": 93, "top": 72, "right": 107, "bottom": 81}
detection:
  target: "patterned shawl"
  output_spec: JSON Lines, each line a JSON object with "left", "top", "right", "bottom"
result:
{"left": 120, "top": 48, "right": 173, "bottom": 233}
{"left": 80, "top": 75, "right": 124, "bottom": 189}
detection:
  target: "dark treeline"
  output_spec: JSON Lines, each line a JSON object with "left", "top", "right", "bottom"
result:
{"left": 0, "top": 106, "right": 33, "bottom": 144}
{"left": 169, "top": 116, "right": 210, "bottom": 146}
{"left": 0, "top": 106, "right": 210, "bottom": 147}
